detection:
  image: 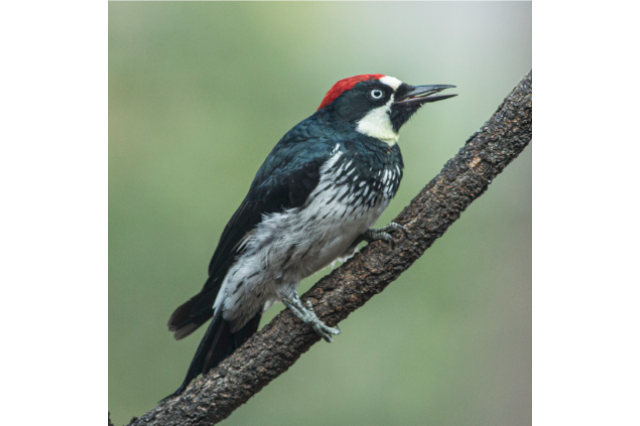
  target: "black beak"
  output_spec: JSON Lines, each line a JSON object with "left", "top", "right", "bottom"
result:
{"left": 395, "top": 84, "right": 457, "bottom": 105}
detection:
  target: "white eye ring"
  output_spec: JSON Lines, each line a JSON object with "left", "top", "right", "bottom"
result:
{"left": 370, "top": 89, "right": 383, "bottom": 99}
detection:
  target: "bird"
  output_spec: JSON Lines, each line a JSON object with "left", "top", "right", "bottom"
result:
{"left": 166, "top": 74, "right": 456, "bottom": 397}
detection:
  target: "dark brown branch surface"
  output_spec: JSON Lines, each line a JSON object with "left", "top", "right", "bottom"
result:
{"left": 127, "top": 71, "right": 532, "bottom": 426}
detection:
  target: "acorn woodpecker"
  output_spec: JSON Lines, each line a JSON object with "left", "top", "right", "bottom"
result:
{"left": 167, "top": 74, "right": 456, "bottom": 396}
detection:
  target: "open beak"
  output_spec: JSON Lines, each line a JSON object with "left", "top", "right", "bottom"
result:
{"left": 395, "top": 84, "right": 457, "bottom": 105}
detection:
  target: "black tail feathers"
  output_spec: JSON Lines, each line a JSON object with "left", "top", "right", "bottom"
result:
{"left": 168, "top": 291, "right": 217, "bottom": 340}
{"left": 168, "top": 274, "right": 225, "bottom": 341}
{"left": 166, "top": 309, "right": 261, "bottom": 399}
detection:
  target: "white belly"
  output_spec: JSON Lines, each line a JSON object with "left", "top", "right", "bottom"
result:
{"left": 215, "top": 191, "right": 389, "bottom": 330}
{"left": 214, "top": 149, "right": 398, "bottom": 331}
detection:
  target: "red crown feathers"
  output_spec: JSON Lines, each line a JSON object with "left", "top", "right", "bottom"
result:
{"left": 317, "top": 74, "right": 385, "bottom": 110}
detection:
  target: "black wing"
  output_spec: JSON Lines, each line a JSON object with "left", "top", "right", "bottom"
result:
{"left": 168, "top": 138, "right": 330, "bottom": 339}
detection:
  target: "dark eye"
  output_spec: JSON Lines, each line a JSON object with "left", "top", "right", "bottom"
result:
{"left": 370, "top": 89, "right": 383, "bottom": 100}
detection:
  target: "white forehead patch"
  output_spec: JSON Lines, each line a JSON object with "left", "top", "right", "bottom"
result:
{"left": 379, "top": 76, "right": 402, "bottom": 91}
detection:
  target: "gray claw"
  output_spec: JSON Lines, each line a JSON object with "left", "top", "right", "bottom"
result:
{"left": 315, "top": 324, "right": 340, "bottom": 343}
{"left": 363, "top": 222, "right": 408, "bottom": 248}
{"left": 283, "top": 296, "right": 340, "bottom": 343}
{"left": 305, "top": 300, "right": 340, "bottom": 342}
{"left": 388, "top": 222, "right": 408, "bottom": 237}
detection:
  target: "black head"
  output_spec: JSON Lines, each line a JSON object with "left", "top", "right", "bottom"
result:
{"left": 318, "top": 75, "right": 456, "bottom": 143}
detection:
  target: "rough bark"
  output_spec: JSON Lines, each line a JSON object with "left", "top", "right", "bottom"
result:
{"left": 124, "top": 71, "right": 532, "bottom": 426}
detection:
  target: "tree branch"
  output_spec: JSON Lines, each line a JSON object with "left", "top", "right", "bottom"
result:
{"left": 126, "top": 71, "right": 532, "bottom": 426}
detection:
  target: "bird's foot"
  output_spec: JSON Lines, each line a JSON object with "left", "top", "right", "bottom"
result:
{"left": 283, "top": 296, "right": 340, "bottom": 343}
{"left": 363, "top": 222, "right": 408, "bottom": 248}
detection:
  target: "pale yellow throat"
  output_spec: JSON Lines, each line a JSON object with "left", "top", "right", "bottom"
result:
{"left": 355, "top": 96, "right": 399, "bottom": 146}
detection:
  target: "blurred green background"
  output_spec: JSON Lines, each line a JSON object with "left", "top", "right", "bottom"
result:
{"left": 109, "top": 2, "right": 531, "bottom": 425}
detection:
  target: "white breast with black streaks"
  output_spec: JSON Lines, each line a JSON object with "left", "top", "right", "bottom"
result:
{"left": 213, "top": 148, "right": 401, "bottom": 331}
